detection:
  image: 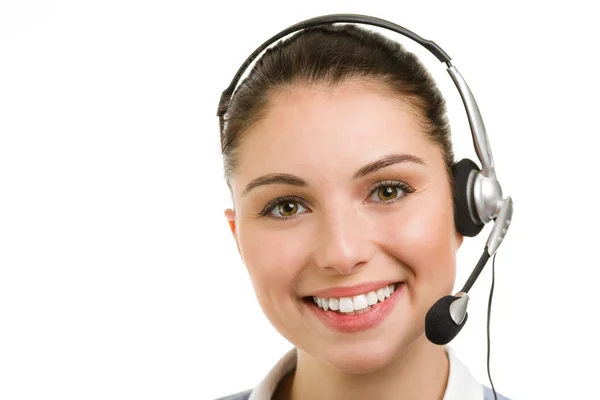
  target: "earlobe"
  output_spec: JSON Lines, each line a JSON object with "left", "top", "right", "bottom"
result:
{"left": 224, "top": 208, "right": 236, "bottom": 236}
{"left": 224, "top": 208, "right": 241, "bottom": 255}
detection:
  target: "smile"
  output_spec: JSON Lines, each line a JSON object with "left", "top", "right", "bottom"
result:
{"left": 305, "top": 282, "right": 405, "bottom": 333}
{"left": 312, "top": 283, "right": 398, "bottom": 315}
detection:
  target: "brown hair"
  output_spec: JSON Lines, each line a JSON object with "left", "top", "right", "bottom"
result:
{"left": 219, "top": 23, "right": 454, "bottom": 186}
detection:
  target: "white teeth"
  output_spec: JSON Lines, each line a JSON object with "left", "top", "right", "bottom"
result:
{"left": 329, "top": 298, "right": 340, "bottom": 311}
{"left": 367, "top": 291, "right": 378, "bottom": 305}
{"left": 339, "top": 298, "right": 354, "bottom": 313}
{"left": 353, "top": 294, "right": 368, "bottom": 310}
{"left": 312, "top": 284, "right": 400, "bottom": 313}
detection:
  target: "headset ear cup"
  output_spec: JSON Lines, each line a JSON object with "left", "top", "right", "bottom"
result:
{"left": 453, "top": 159, "right": 485, "bottom": 237}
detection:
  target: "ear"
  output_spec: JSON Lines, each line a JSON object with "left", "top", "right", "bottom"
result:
{"left": 224, "top": 208, "right": 236, "bottom": 234}
{"left": 224, "top": 208, "right": 241, "bottom": 254}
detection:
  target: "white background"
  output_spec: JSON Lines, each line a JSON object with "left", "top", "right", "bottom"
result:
{"left": 1, "top": 1, "right": 598, "bottom": 399}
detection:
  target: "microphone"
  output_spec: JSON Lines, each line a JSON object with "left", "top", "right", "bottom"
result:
{"left": 425, "top": 197, "right": 513, "bottom": 345}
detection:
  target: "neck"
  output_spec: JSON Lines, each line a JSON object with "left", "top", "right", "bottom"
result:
{"left": 280, "top": 335, "right": 449, "bottom": 400}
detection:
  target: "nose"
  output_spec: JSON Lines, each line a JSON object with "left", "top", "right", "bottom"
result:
{"left": 312, "top": 204, "right": 374, "bottom": 275}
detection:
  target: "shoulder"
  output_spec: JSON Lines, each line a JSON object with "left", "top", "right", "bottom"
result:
{"left": 213, "top": 389, "right": 252, "bottom": 400}
{"left": 483, "top": 385, "right": 511, "bottom": 400}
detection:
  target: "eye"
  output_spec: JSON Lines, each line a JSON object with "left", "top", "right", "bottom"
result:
{"left": 367, "top": 181, "right": 414, "bottom": 203}
{"left": 273, "top": 200, "right": 306, "bottom": 217}
{"left": 260, "top": 196, "right": 309, "bottom": 219}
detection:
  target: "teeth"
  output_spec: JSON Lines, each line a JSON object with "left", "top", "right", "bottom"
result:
{"left": 367, "top": 291, "right": 378, "bottom": 305}
{"left": 312, "top": 284, "right": 399, "bottom": 314}
{"left": 329, "top": 298, "right": 340, "bottom": 311}
{"left": 353, "top": 294, "right": 368, "bottom": 310}
{"left": 339, "top": 298, "right": 354, "bottom": 313}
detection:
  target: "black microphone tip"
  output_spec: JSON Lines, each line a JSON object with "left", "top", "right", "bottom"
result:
{"left": 425, "top": 295, "right": 468, "bottom": 345}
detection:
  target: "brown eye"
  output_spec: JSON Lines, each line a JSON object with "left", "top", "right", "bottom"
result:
{"left": 260, "top": 197, "right": 309, "bottom": 219}
{"left": 377, "top": 186, "right": 399, "bottom": 201}
{"left": 277, "top": 201, "right": 299, "bottom": 217}
{"left": 368, "top": 181, "right": 413, "bottom": 204}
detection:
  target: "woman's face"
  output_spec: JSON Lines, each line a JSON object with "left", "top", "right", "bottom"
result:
{"left": 225, "top": 81, "right": 463, "bottom": 373}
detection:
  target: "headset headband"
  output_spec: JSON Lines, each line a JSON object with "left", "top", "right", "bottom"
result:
{"left": 217, "top": 13, "right": 496, "bottom": 180}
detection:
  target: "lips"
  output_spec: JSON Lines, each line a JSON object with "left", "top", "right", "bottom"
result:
{"left": 311, "top": 283, "right": 399, "bottom": 313}
{"left": 305, "top": 282, "right": 406, "bottom": 333}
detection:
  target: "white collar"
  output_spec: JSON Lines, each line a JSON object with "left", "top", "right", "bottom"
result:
{"left": 249, "top": 346, "right": 483, "bottom": 400}
{"left": 443, "top": 346, "right": 483, "bottom": 400}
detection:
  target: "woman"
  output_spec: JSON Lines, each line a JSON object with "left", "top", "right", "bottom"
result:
{"left": 215, "top": 19, "right": 510, "bottom": 400}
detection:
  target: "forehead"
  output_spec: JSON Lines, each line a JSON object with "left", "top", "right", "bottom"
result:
{"left": 233, "top": 81, "right": 440, "bottom": 185}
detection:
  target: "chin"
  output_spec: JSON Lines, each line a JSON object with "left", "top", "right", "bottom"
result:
{"left": 317, "top": 330, "right": 422, "bottom": 375}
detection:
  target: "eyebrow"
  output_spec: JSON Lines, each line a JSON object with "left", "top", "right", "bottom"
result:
{"left": 352, "top": 153, "right": 426, "bottom": 179}
{"left": 241, "top": 173, "right": 307, "bottom": 197}
{"left": 241, "top": 153, "right": 425, "bottom": 197}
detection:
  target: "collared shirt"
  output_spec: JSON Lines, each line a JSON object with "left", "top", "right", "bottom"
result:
{"left": 216, "top": 347, "right": 510, "bottom": 400}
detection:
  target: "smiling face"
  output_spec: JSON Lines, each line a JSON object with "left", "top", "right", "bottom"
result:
{"left": 224, "top": 80, "right": 463, "bottom": 374}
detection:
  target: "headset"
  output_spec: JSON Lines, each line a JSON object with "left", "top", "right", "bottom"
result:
{"left": 217, "top": 13, "right": 513, "bottom": 398}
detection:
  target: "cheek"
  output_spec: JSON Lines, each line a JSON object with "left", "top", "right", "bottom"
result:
{"left": 235, "top": 218, "right": 316, "bottom": 342}
{"left": 237, "top": 219, "right": 312, "bottom": 297}
{"left": 380, "top": 195, "right": 458, "bottom": 290}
